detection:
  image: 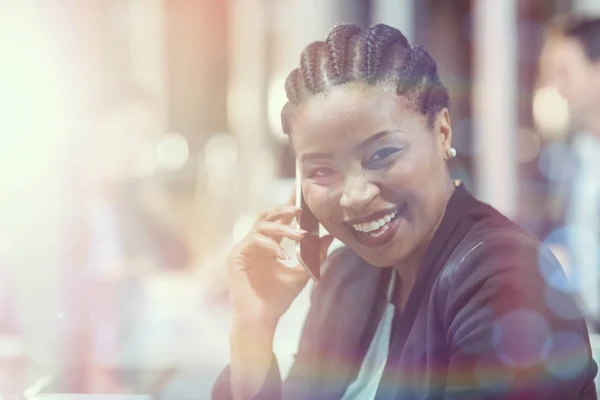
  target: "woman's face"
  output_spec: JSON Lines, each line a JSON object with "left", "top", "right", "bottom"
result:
{"left": 290, "top": 83, "right": 454, "bottom": 267}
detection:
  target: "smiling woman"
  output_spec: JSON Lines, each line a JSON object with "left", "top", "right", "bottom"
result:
{"left": 289, "top": 83, "right": 454, "bottom": 273}
{"left": 212, "top": 24, "right": 597, "bottom": 400}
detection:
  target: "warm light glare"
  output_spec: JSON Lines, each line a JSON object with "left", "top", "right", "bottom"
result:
{"left": 532, "top": 86, "right": 570, "bottom": 140}
{"left": 0, "top": 3, "right": 73, "bottom": 246}
{"left": 0, "top": 3, "right": 72, "bottom": 187}
{"left": 156, "top": 132, "right": 189, "bottom": 170}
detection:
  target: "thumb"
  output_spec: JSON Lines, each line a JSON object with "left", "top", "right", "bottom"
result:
{"left": 319, "top": 235, "right": 335, "bottom": 264}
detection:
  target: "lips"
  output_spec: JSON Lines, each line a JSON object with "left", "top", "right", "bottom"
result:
{"left": 344, "top": 204, "right": 406, "bottom": 248}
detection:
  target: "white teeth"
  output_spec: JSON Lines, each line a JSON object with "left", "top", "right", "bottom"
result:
{"left": 352, "top": 209, "right": 399, "bottom": 233}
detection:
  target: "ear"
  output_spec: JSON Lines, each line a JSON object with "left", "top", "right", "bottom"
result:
{"left": 435, "top": 108, "right": 453, "bottom": 159}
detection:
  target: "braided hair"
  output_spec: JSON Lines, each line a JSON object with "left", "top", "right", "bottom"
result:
{"left": 282, "top": 24, "right": 449, "bottom": 133}
{"left": 563, "top": 17, "right": 600, "bottom": 63}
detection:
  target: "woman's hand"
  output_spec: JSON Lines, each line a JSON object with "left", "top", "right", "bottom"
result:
{"left": 228, "top": 197, "right": 333, "bottom": 328}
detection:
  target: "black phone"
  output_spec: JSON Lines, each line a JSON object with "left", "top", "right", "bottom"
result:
{"left": 295, "top": 163, "right": 321, "bottom": 282}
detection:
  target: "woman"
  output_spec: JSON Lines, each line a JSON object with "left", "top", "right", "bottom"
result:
{"left": 213, "top": 24, "right": 597, "bottom": 399}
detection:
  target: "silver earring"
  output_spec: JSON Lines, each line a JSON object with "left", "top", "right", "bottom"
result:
{"left": 446, "top": 147, "right": 457, "bottom": 159}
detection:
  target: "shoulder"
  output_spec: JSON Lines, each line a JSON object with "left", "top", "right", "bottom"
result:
{"left": 441, "top": 189, "right": 562, "bottom": 287}
{"left": 432, "top": 190, "right": 578, "bottom": 321}
{"left": 434, "top": 213, "right": 584, "bottom": 336}
{"left": 439, "top": 216, "right": 563, "bottom": 295}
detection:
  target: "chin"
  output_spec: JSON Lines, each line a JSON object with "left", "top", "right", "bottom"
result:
{"left": 347, "top": 238, "right": 409, "bottom": 268}
{"left": 362, "top": 257, "right": 397, "bottom": 268}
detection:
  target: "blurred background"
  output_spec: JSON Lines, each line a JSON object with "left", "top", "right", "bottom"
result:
{"left": 1, "top": 0, "right": 600, "bottom": 398}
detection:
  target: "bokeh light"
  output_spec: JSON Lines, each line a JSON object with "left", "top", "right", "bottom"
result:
{"left": 539, "top": 228, "right": 578, "bottom": 292}
{"left": 492, "top": 309, "right": 550, "bottom": 368}
{"left": 532, "top": 86, "right": 570, "bottom": 140}
{"left": 204, "top": 133, "right": 238, "bottom": 180}
{"left": 156, "top": 132, "right": 189, "bottom": 171}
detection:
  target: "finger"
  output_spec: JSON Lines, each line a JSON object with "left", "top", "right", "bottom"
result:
{"left": 256, "top": 221, "right": 307, "bottom": 242}
{"left": 284, "top": 234, "right": 335, "bottom": 277}
{"left": 319, "top": 235, "right": 335, "bottom": 263}
{"left": 260, "top": 205, "right": 301, "bottom": 224}
{"left": 277, "top": 185, "right": 299, "bottom": 225}
{"left": 250, "top": 234, "right": 290, "bottom": 261}
{"left": 286, "top": 184, "right": 296, "bottom": 206}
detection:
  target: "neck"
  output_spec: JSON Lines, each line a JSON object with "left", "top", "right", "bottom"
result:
{"left": 392, "top": 178, "right": 456, "bottom": 310}
{"left": 392, "top": 258, "right": 421, "bottom": 311}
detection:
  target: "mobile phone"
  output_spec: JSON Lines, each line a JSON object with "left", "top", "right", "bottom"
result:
{"left": 295, "top": 163, "right": 321, "bottom": 282}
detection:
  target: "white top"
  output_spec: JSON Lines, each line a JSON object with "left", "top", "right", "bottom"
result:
{"left": 341, "top": 273, "right": 396, "bottom": 399}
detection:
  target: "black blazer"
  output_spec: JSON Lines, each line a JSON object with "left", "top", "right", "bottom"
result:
{"left": 213, "top": 185, "right": 598, "bottom": 399}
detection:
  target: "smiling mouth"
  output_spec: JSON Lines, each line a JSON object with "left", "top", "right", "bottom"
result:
{"left": 350, "top": 208, "right": 399, "bottom": 233}
{"left": 345, "top": 204, "right": 406, "bottom": 248}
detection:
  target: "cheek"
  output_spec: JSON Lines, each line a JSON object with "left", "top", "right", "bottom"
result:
{"left": 387, "top": 145, "right": 442, "bottom": 187}
{"left": 303, "top": 184, "right": 352, "bottom": 238}
{"left": 385, "top": 147, "right": 447, "bottom": 218}
{"left": 303, "top": 183, "right": 338, "bottom": 221}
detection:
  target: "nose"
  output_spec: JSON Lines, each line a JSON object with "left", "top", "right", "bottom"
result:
{"left": 339, "top": 173, "right": 379, "bottom": 211}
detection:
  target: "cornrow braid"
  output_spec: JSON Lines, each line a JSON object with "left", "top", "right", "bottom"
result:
{"left": 284, "top": 68, "right": 302, "bottom": 104}
{"left": 281, "top": 23, "right": 449, "bottom": 133}
{"left": 299, "top": 41, "right": 337, "bottom": 93}
{"left": 325, "top": 24, "right": 364, "bottom": 82}
{"left": 365, "top": 24, "right": 410, "bottom": 82}
{"left": 396, "top": 45, "right": 449, "bottom": 125}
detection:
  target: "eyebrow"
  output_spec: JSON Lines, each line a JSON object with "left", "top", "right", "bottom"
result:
{"left": 356, "top": 129, "right": 400, "bottom": 150}
{"left": 299, "top": 130, "right": 401, "bottom": 162}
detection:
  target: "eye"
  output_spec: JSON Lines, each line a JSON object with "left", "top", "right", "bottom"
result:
{"left": 367, "top": 147, "right": 402, "bottom": 165}
{"left": 307, "top": 167, "right": 335, "bottom": 178}
{"left": 305, "top": 167, "right": 339, "bottom": 186}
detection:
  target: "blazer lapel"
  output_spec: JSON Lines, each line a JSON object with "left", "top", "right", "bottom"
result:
{"left": 312, "top": 251, "right": 391, "bottom": 399}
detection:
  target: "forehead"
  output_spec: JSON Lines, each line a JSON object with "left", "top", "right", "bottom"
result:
{"left": 289, "top": 83, "right": 427, "bottom": 154}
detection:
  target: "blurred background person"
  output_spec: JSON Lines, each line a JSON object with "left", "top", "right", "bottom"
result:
{"left": 539, "top": 16, "right": 600, "bottom": 332}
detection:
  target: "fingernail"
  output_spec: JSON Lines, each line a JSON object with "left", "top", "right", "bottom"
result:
{"left": 293, "top": 229, "right": 307, "bottom": 235}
